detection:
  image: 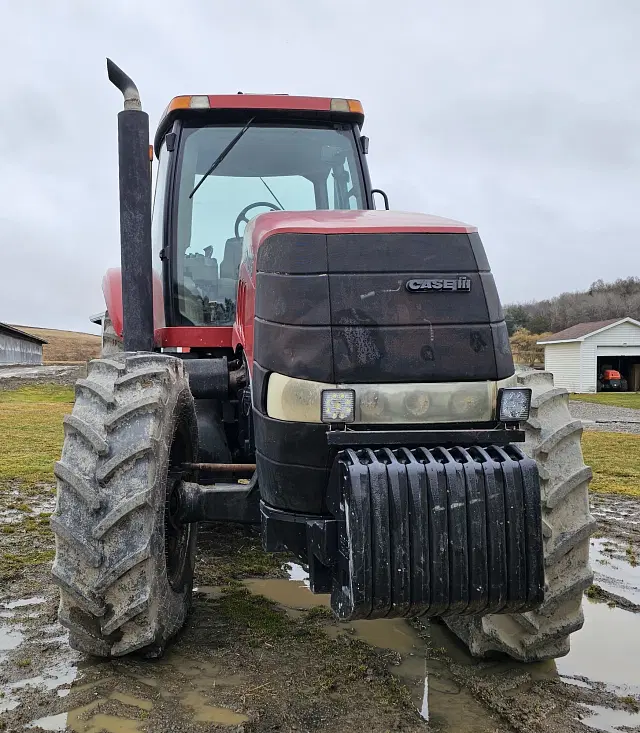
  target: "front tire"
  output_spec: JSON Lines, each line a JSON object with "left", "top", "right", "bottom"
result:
{"left": 445, "top": 371, "right": 595, "bottom": 661}
{"left": 51, "top": 353, "right": 198, "bottom": 657}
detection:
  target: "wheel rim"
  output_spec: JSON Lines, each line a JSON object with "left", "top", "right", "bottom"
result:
{"left": 165, "top": 414, "right": 193, "bottom": 592}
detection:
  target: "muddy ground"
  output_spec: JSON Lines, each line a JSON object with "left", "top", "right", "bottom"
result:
{"left": 1, "top": 482, "right": 639, "bottom": 733}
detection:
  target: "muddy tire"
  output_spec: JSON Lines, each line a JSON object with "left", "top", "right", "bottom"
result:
{"left": 51, "top": 352, "right": 198, "bottom": 658}
{"left": 445, "top": 370, "right": 596, "bottom": 661}
{"left": 101, "top": 313, "right": 123, "bottom": 356}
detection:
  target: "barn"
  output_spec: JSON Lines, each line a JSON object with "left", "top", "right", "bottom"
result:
{"left": 538, "top": 317, "right": 640, "bottom": 393}
{"left": 0, "top": 323, "right": 47, "bottom": 365}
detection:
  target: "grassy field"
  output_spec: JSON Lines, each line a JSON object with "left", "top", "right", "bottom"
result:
{"left": 582, "top": 431, "right": 640, "bottom": 497}
{"left": 0, "top": 384, "right": 73, "bottom": 490}
{"left": 0, "top": 384, "right": 637, "bottom": 500}
{"left": 11, "top": 324, "right": 101, "bottom": 364}
{"left": 571, "top": 392, "right": 640, "bottom": 409}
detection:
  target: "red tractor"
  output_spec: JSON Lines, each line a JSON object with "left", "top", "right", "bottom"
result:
{"left": 598, "top": 368, "right": 627, "bottom": 392}
{"left": 51, "top": 60, "right": 594, "bottom": 662}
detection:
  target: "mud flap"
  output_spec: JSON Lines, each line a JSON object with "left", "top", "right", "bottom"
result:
{"left": 326, "top": 445, "right": 544, "bottom": 621}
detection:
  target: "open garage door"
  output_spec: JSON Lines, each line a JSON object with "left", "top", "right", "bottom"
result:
{"left": 597, "top": 346, "right": 640, "bottom": 391}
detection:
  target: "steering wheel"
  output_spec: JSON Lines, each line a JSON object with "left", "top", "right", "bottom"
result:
{"left": 234, "top": 201, "right": 282, "bottom": 239}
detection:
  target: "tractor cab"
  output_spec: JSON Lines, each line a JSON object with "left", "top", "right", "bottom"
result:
{"left": 151, "top": 95, "right": 373, "bottom": 330}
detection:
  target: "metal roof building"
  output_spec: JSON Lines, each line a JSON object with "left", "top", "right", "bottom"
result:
{"left": 0, "top": 323, "right": 47, "bottom": 365}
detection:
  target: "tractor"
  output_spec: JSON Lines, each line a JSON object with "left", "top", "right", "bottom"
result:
{"left": 598, "top": 368, "right": 627, "bottom": 392}
{"left": 51, "top": 60, "right": 595, "bottom": 663}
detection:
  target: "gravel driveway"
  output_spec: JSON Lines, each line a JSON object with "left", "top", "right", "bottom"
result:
{"left": 0, "top": 364, "right": 83, "bottom": 390}
{"left": 569, "top": 399, "right": 640, "bottom": 434}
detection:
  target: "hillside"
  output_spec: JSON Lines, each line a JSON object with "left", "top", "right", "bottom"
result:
{"left": 505, "top": 276, "right": 640, "bottom": 336}
{"left": 11, "top": 325, "right": 101, "bottom": 364}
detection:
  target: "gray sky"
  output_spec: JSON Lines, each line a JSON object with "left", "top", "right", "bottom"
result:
{"left": 1, "top": 0, "right": 638, "bottom": 333}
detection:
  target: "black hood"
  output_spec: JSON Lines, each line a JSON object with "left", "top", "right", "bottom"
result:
{"left": 253, "top": 231, "right": 514, "bottom": 385}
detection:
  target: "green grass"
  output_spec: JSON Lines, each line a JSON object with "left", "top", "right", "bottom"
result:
{"left": 570, "top": 392, "right": 640, "bottom": 409}
{"left": 586, "top": 584, "right": 608, "bottom": 601}
{"left": 0, "top": 550, "right": 55, "bottom": 576}
{"left": 582, "top": 431, "right": 640, "bottom": 497}
{"left": 0, "top": 386, "right": 73, "bottom": 488}
{"left": 1, "top": 382, "right": 639, "bottom": 506}
{"left": 217, "top": 585, "right": 291, "bottom": 641}
{"left": 0, "top": 384, "right": 74, "bottom": 403}
{"left": 619, "top": 696, "right": 640, "bottom": 712}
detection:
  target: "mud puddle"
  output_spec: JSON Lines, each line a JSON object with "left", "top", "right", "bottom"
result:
{"left": 557, "top": 599, "right": 640, "bottom": 695}
{"left": 0, "top": 626, "right": 24, "bottom": 652}
{"left": 549, "top": 534, "right": 640, "bottom": 732}
{"left": 1, "top": 521, "right": 426, "bottom": 732}
{"left": 578, "top": 703, "right": 640, "bottom": 732}
{"left": 0, "top": 653, "right": 80, "bottom": 714}
{"left": 590, "top": 494, "right": 640, "bottom": 549}
{"left": 243, "top": 557, "right": 640, "bottom": 733}
{"left": 22, "top": 684, "right": 246, "bottom": 732}
{"left": 12, "top": 656, "right": 253, "bottom": 732}
{"left": 243, "top": 567, "right": 510, "bottom": 732}
{"left": 1, "top": 597, "right": 47, "bottom": 611}
{"left": 3, "top": 510, "right": 640, "bottom": 733}
{"left": 590, "top": 538, "right": 640, "bottom": 608}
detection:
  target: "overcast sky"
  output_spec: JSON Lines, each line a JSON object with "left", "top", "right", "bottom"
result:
{"left": 1, "top": 1, "right": 638, "bottom": 333}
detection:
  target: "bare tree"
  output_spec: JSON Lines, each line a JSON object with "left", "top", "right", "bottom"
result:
{"left": 505, "top": 277, "right": 640, "bottom": 335}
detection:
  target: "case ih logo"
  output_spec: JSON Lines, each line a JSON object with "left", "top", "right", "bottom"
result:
{"left": 405, "top": 277, "right": 472, "bottom": 293}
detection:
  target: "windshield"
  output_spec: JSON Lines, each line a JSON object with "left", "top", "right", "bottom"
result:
{"left": 174, "top": 123, "right": 365, "bottom": 327}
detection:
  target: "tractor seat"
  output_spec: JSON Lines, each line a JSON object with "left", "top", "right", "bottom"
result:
{"left": 220, "top": 238, "right": 243, "bottom": 279}
{"left": 184, "top": 251, "right": 219, "bottom": 288}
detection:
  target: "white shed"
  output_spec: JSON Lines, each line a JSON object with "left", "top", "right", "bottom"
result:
{"left": 538, "top": 317, "right": 640, "bottom": 393}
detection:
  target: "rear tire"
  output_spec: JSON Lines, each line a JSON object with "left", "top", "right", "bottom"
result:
{"left": 51, "top": 353, "right": 198, "bottom": 658}
{"left": 101, "top": 313, "right": 123, "bottom": 356}
{"left": 445, "top": 371, "right": 595, "bottom": 661}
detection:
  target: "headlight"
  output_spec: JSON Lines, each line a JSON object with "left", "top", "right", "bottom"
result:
{"left": 449, "top": 389, "right": 486, "bottom": 417}
{"left": 498, "top": 387, "right": 532, "bottom": 422}
{"left": 360, "top": 389, "right": 386, "bottom": 418}
{"left": 403, "top": 391, "right": 430, "bottom": 418}
{"left": 267, "top": 373, "right": 326, "bottom": 422}
{"left": 321, "top": 389, "right": 356, "bottom": 423}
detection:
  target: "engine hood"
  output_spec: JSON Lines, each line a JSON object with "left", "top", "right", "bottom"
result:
{"left": 251, "top": 216, "right": 514, "bottom": 387}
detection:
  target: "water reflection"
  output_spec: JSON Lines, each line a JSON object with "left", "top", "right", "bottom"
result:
{"left": 556, "top": 600, "right": 640, "bottom": 696}
{"left": 590, "top": 538, "right": 640, "bottom": 605}
{"left": 579, "top": 703, "right": 640, "bottom": 733}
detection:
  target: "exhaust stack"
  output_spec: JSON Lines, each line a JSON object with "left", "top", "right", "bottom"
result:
{"left": 107, "top": 58, "right": 154, "bottom": 352}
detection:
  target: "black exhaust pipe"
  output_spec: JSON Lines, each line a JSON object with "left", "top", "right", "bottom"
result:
{"left": 107, "top": 58, "right": 154, "bottom": 353}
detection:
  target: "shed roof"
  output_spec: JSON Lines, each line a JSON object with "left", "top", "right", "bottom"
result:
{"left": 538, "top": 317, "right": 640, "bottom": 344}
{"left": 0, "top": 322, "right": 47, "bottom": 345}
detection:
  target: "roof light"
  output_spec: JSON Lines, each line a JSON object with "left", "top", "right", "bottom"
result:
{"left": 167, "top": 96, "right": 191, "bottom": 112}
{"left": 163, "top": 95, "right": 211, "bottom": 117}
{"left": 330, "top": 98, "right": 350, "bottom": 112}
{"left": 189, "top": 95, "right": 210, "bottom": 109}
{"left": 330, "top": 98, "right": 364, "bottom": 115}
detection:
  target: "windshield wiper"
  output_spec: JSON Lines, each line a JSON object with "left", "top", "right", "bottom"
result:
{"left": 189, "top": 116, "right": 255, "bottom": 199}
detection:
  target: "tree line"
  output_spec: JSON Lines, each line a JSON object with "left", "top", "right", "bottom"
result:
{"left": 504, "top": 276, "right": 640, "bottom": 336}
